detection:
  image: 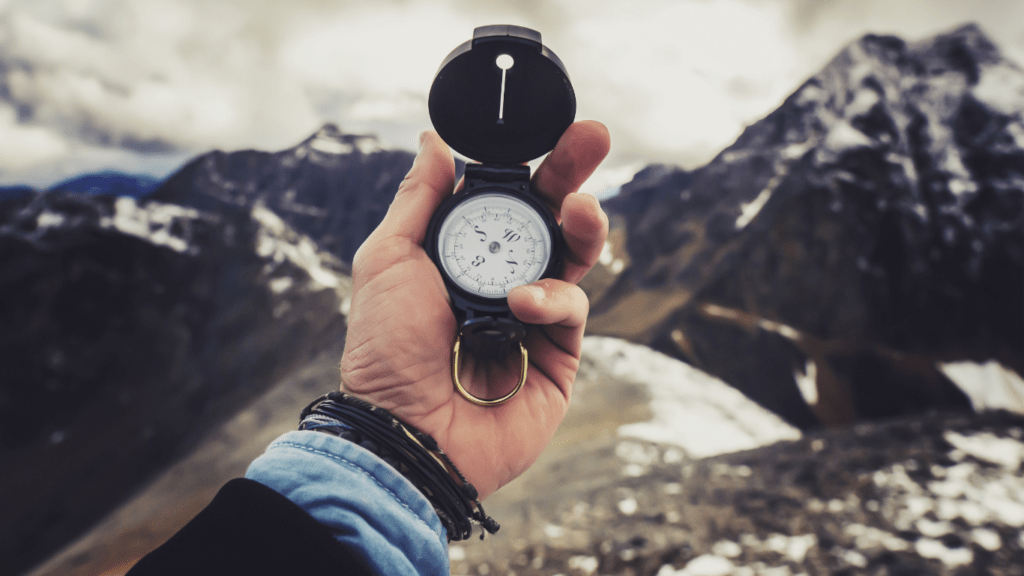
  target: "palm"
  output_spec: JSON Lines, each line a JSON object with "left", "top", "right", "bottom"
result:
{"left": 341, "top": 239, "right": 574, "bottom": 497}
{"left": 340, "top": 123, "right": 609, "bottom": 499}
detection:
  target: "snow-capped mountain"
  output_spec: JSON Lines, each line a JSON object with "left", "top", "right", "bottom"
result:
{"left": 149, "top": 124, "right": 431, "bottom": 263}
{"left": 587, "top": 24, "right": 1023, "bottom": 429}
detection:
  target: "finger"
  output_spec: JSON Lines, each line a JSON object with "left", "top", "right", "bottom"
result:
{"left": 559, "top": 192, "right": 609, "bottom": 285}
{"left": 509, "top": 279, "right": 590, "bottom": 396}
{"left": 531, "top": 120, "right": 611, "bottom": 219}
{"left": 508, "top": 278, "right": 588, "bottom": 330}
{"left": 374, "top": 131, "right": 455, "bottom": 244}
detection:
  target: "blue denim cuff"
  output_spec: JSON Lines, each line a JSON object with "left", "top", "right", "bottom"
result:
{"left": 245, "top": 430, "right": 448, "bottom": 576}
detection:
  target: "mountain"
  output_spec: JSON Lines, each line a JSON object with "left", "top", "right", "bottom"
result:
{"left": 586, "top": 24, "right": 1023, "bottom": 429}
{"left": 0, "top": 190, "right": 350, "bottom": 575}
{"left": 49, "top": 171, "right": 162, "bottom": 198}
{"left": 149, "top": 124, "right": 432, "bottom": 263}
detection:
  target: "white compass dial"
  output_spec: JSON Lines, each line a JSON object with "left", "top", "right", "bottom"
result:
{"left": 438, "top": 192, "right": 553, "bottom": 299}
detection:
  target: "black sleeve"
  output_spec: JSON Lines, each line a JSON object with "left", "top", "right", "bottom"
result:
{"left": 127, "top": 478, "right": 378, "bottom": 576}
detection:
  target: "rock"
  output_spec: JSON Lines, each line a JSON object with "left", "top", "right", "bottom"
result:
{"left": 0, "top": 190, "right": 350, "bottom": 575}
{"left": 588, "top": 24, "right": 1023, "bottom": 428}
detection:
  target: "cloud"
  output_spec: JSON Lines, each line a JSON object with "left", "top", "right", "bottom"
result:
{"left": 0, "top": 0, "right": 1021, "bottom": 188}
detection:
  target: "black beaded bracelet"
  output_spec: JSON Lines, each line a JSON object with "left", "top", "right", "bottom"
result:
{"left": 298, "top": 391, "right": 499, "bottom": 541}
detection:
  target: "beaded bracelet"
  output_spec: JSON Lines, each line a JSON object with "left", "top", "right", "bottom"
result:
{"left": 298, "top": 391, "right": 499, "bottom": 541}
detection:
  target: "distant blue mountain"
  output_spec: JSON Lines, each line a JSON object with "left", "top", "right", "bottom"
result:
{"left": 0, "top": 185, "right": 34, "bottom": 203}
{"left": 49, "top": 171, "right": 161, "bottom": 198}
{"left": 0, "top": 171, "right": 163, "bottom": 203}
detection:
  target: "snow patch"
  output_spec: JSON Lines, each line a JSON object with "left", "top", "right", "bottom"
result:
{"left": 252, "top": 202, "right": 344, "bottom": 290}
{"left": 940, "top": 360, "right": 1024, "bottom": 414}
{"left": 100, "top": 197, "right": 200, "bottom": 253}
{"left": 943, "top": 430, "right": 1024, "bottom": 470}
{"left": 568, "top": 556, "right": 599, "bottom": 575}
{"left": 309, "top": 137, "right": 353, "bottom": 155}
{"left": 794, "top": 360, "right": 818, "bottom": 406}
{"left": 598, "top": 241, "right": 625, "bottom": 274}
{"left": 823, "top": 120, "right": 873, "bottom": 152}
{"left": 661, "top": 554, "right": 734, "bottom": 576}
{"left": 583, "top": 337, "right": 801, "bottom": 458}
{"left": 36, "top": 210, "right": 65, "bottom": 229}
{"left": 915, "top": 538, "right": 973, "bottom": 567}
{"left": 973, "top": 62, "right": 1024, "bottom": 117}
{"left": 873, "top": 441, "right": 1024, "bottom": 532}
{"left": 735, "top": 186, "right": 772, "bottom": 229}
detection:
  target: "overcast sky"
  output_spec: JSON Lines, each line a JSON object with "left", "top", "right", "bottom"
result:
{"left": 1, "top": 0, "right": 1022, "bottom": 192}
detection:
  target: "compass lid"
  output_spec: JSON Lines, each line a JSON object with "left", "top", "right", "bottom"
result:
{"left": 428, "top": 25, "right": 576, "bottom": 165}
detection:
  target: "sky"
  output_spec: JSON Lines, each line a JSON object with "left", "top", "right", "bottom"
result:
{"left": 1, "top": 0, "right": 1022, "bottom": 193}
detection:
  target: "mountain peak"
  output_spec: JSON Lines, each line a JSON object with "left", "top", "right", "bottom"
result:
{"left": 298, "top": 123, "right": 382, "bottom": 156}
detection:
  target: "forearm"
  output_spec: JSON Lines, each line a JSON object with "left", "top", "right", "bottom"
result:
{"left": 245, "top": 430, "right": 449, "bottom": 576}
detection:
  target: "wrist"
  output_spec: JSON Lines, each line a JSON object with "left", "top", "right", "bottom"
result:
{"left": 299, "top": 392, "right": 499, "bottom": 541}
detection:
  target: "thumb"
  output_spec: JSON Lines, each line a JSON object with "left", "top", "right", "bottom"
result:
{"left": 374, "top": 131, "right": 456, "bottom": 244}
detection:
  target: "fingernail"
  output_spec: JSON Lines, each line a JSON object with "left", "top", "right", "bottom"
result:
{"left": 417, "top": 131, "right": 427, "bottom": 152}
{"left": 524, "top": 284, "right": 546, "bottom": 304}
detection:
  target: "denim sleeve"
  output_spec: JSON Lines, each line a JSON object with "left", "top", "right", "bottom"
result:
{"left": 245, "top": 430, "right": 449, "bottom": 576}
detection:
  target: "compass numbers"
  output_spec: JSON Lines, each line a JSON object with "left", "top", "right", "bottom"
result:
{"left": 505, "top": 250, "right": 518, "bottom": 274}
{"left": 437, "top": 193, "right": 552, "bottom": 299}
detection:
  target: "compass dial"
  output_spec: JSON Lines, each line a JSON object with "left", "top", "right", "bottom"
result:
{"left": 437, "top": 192, "right": 553, "bottom": 299}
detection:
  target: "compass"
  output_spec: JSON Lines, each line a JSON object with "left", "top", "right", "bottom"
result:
{"left": 424, "top": 25, "right": 575, "bottom": 406}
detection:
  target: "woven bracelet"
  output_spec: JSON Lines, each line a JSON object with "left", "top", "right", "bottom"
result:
{"left": 299, "top": 391, "right": 499, "bottom": 541}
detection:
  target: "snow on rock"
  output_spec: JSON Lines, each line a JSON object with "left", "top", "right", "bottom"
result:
{"left": 251, "top": 201, "right": 349, "bottom": 294}
{"left": 582, "top": 337, "right": 801, "bottom": 458}
{"left": 940, "top": 360, "right": 1024, "bottom": 414}
{"left": 100, "top": 196, "right": 202, "bottom": 254}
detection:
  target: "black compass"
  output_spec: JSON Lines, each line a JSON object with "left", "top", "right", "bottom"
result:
{"left": 424, "top": 25, "right": 575, "bottom": 405}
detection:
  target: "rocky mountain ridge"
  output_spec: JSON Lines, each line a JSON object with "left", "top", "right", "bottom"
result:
{"left": 149, "top": 124, "right": 428, "bottom": 263}
{"left": 0, "top": 189, "right": 351, "bottom": 575}
{"left": 587, "top": 23, "right": 1023, "bottom": 429}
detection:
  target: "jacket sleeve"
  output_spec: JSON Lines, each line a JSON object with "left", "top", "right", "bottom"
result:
{"left": 128, "top": 431, "right": 449, "bottom": 576}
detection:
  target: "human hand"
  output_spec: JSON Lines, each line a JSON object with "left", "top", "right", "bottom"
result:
{"left": 340, "top": 121, "right": 610, "bottom": 499}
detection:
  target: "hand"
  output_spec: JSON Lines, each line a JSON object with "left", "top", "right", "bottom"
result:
{"left": 340, "top": 121, "right": 610, "bottom": 499}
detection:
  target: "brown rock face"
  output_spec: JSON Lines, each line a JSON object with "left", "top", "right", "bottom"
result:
{"left": 590, "top": 24, "right": 1023, "bottom": 428}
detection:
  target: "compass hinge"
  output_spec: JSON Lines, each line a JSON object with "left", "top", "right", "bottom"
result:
{"left": 465, "top": 163, "right": 530, "bottom": 184}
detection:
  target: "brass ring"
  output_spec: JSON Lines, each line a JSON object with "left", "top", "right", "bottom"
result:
{"left": 451, "top": 338, "right": 528, "bottom": 407}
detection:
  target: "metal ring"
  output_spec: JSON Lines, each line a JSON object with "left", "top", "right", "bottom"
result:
{"left": 451, "top": 337, "right": 528, "bottom": 407}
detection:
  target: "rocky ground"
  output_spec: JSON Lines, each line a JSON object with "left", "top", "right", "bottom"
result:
{"left": 453, "top": 411, "right": 1024, "bottom": 576}
{"left": 26, "top": 338, "right": 1024, "bottom": 576}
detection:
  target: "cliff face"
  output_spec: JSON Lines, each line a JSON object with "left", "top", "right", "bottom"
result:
{"left": 589, "top": 24, "right": 1023, "bottom": 428}
{"left": 0, "top": 190, "right": 350, "bottom": 575}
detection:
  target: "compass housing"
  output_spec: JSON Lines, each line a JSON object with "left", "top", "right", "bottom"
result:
{"left": 424, "top": 176, "right": 563, "bottom": 317}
